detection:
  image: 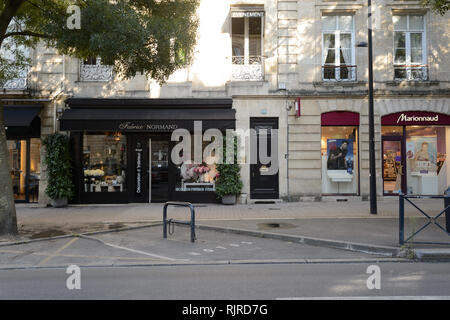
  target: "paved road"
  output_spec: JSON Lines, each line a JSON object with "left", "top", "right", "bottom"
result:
{"left": 0, "top": 262, "right": 449, "bottom": 299}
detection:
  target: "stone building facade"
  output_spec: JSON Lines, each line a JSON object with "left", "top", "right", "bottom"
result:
{"left": 2, "top": 0, "right": 449, "bottom": 206}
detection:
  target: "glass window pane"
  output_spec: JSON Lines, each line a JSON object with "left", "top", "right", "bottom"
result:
{"left": 29, "top": 138, "right": 41, "bottom": 202}
{"left": 340, "top": 48, "right": 352, "bottom": 65}
{"left": 322, "top": 16, "right": 336, "bottom": 30}
{"left": 394, "top": 48, "right": 406, "bottom": 64}
{"left": 249, "top": 17, "right": 262, "bottom": 57}
{"left": 340, "top": 33, "right": 352, "bottom": 48}
{"left": 323, "top": 33, "right": 335, "bottom": 48}
{"left": 410, "top": 33, "right": 422, "bottom": 48}
{"left": 405, "top": 126, "right": 446, "bottom": 195}
{"left": 8, "top": 140, "right": 27, "bottom": 201}
{"left": 339, "top": 16, "right": 353, "bottom": 31}
{"left": 324, "top": 49, "right": 335, "bottom": 64}
{"left": 321, "top": 126, "right": 358, "bottom": 194}
{"left": 411, "top": 49, "right": 423, "bottom": 64}
{"left": 393, "top": 15, "right": 407, "bottom": 30}
{"left": 394, "top": 32, "right": 406, "bottom": 49}
{"left": 382, "top": 126, "right": 404, "bottom": 136}
{"left": 175, "top": 138, "right": 218, "bottom": 192}
{"left": 249, "top": 17, "right": 261, "bottom": 35}
{"left": 232, "top": 18, "right": 244, "bottom": 60}
{"left": 83, "top": 133, "right": 127, "bottom": 193}
{"left": 409, "top": 15, "right": 424, "bottom": 30}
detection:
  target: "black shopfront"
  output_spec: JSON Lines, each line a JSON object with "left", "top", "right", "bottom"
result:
{"left": 60, "top": 99, "right": 236, "bottom": 204}
{"left": 4, "top": 105, "right": 42, "bottom": 203}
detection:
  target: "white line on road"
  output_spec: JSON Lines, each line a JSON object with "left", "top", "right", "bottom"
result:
{"left": 277, "top": 296, "right": 450, "bottom": 300}
{"left": 79, "top": 235, "right": 183, "bottom": 261}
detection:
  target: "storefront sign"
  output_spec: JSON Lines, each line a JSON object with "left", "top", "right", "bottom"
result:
{"left": 135, "top": 144, "right": 142, "bottom": 194}
{"left": 119, "top": 122, "right": 179, "bottom": 132}
{"left": 382, "top": 111, "right": 450, "bottom": 126}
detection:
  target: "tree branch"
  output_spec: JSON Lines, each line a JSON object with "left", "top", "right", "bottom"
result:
{"left": 2, "top": 30, "right": 50, "bottom": 40}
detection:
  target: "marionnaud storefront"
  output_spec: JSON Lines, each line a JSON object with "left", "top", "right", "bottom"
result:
{"left": 381, "top": 111, "right": 450, "bottom": 196}
{"left": 59, "top": 98, "right": 236, "bottom": 204}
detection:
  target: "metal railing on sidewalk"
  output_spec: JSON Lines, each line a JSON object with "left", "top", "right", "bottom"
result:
{"left": 399, "top": 193, "right": 450, "bottom": 246}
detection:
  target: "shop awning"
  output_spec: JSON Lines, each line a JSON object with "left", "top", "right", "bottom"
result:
{"left": 59, "top": 107, "right": 236, "bottom": 132}
{"left": 3, "top": 105, "right": 42, "bottom": 127}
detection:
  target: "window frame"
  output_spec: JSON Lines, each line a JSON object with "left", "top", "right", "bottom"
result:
{"left": 321, "top": 14, "right": 356, "bottom": 82}
{"left": 393, "top": 14, "right": 428, "bottom": 81}
{"left": 231, "top": 14, "right": 264, "bottom": 66}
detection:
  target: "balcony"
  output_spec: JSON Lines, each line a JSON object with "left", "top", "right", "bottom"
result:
{"left": 1, "top": 68, "right": 29, "bottom": 91}
{"left": 322, "top": 65, "right": 357, "bottom": 82}
{"left": 394, "top": 65, "right": 428, "bottom": 82}
{"left": 231, "top": 55, "right": 264, "bottom": 81}
{"left": 79, "top": 58, "right": 113, "bottom": 82}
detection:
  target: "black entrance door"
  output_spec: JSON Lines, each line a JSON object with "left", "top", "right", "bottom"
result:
{"left": 250, "top": 118, "right": 279, "bottom": 199}
{"left": 130, "top": 135, "right": 169, "bottom": 203}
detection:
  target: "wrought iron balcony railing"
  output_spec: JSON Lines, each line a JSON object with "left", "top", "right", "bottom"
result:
{"left": 394, "top": 64, "right": 428, "bottom": 81}
{"left": 80, "top": 58, "right": 113, "bottom": 82}
{"left": 322, "top": 65, "right": 357, "bottom": 82}
{"left": 232, "top": 55, "right": 264, "bottom": 81}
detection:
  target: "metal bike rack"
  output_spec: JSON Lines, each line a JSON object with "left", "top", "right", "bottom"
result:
{"left": 163, "top": 201, "right": 196, "bottom": 243}
{"left": 399, "top": 193, "right": 450, "bottom": 246}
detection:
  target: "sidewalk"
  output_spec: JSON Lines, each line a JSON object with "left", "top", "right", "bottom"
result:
{"left": 8, "top": 198, "right": 450, "bottom": 260}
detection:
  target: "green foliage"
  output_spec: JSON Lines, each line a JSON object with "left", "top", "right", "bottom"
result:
{"left": 0, "top": 0, "right": 200, "bottom": 84}
{"left": 42, "top": 133, "right": 74, "bottom": 200}
{"left": 215, "top": 135, "right": 243, "bottom": 198}
{"left": 421, "top": 0, "right": 450, "bottom": 15}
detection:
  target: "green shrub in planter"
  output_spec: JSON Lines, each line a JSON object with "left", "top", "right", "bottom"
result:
{"left": 43, "top": 133, "right": 74, "bottom": 204}
{"left": 215, "top": 135, "right": 243, "bottom": 202}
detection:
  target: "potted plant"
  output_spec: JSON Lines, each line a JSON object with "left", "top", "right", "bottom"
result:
{"left": 215, "top": 136, "right": 243, "bottom": 205}
{"left": 43, "top": 133, "right": 74, "bottom": 207}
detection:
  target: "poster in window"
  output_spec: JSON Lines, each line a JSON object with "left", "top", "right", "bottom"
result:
{"left": 407, "top": 136, "right": 437, "bottom": 174}
{"left": 327, "top": 139, "right": 354, "bottom": 173}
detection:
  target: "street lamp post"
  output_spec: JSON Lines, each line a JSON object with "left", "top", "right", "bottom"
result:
{"left": 358, "top": 1, "right": 377, "bottom": 214}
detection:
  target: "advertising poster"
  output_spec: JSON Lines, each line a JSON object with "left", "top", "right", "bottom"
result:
{"left": 406, "top": 136, "right": 437, "bottom": 174}
{"left": 327, "top": 139, "right": 354, "bottom": 173}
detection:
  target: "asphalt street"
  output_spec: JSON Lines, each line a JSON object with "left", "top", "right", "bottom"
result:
{"left": 0, "top": 262, "right": 449, "bottom": 299}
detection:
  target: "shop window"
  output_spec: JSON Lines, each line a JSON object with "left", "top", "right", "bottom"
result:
{"left": 321, "top": 126, "right": 359, "bottom": 194}
{"left": 405, "top": 126, "right": 448, "bottom": 195}
{"left": 393, "top": 14, "right": 427, "bottom": 81}
{"left": 7, "top": 138, "right": 40, "bottom": 202}
{"left": 382, "top": 126, "right": 404, "bottom": 136}
{"left": 322, "top": 15, "right": 355, "bottom": 81}
{"left": 83, "top": 133, "right": 127, "bottom": 193}
{"left": 175, "top": 140, "right": 219, "bottom": 192}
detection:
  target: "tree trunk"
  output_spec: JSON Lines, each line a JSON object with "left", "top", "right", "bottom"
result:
{"left": 0, "top": 105, "right": 18, "bottom": 235}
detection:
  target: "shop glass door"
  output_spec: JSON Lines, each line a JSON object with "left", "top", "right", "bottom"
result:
{"left": 382, "top": 138, "right": 405, "bottom": 195}
{"left": 149, "top": 138, "right": 169, "bottom": 202}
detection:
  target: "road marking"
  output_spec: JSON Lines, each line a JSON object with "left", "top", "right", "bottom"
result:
{"left": 203, "top": 249, "right": 214, "bottom": 253}
{"left": 229, "top": 244, "right": 240, "bottom": 247}
{"left": 79, "top": 235, "right": 182, "bottom": 261}
{"left": 277, "top": 296, "right": 450, "bottom": 300}
{"left": 37, "top": 237, "right": 79, "bottom": 266}
{"left": 241, "top": 241, "right": 253, "bottom": 245}
{"left": 189, "top": 252, "right": 201, "bottom": 256}
{"left": 216, "top": 246, "right": 227, "bottom": 250}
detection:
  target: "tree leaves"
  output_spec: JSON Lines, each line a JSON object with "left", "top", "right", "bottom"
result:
{"left": 0, "top": 0, "right": 200, "bottom": 84}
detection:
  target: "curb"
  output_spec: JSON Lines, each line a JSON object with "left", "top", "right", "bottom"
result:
{"left": 196, "top": 224, "right": 450, "bottom": 261}
{"left": 0, "top": 257, "right": 411, "bottom": 271}
{"left": 196, "top": 224, "right": 403, "bottom": 257}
